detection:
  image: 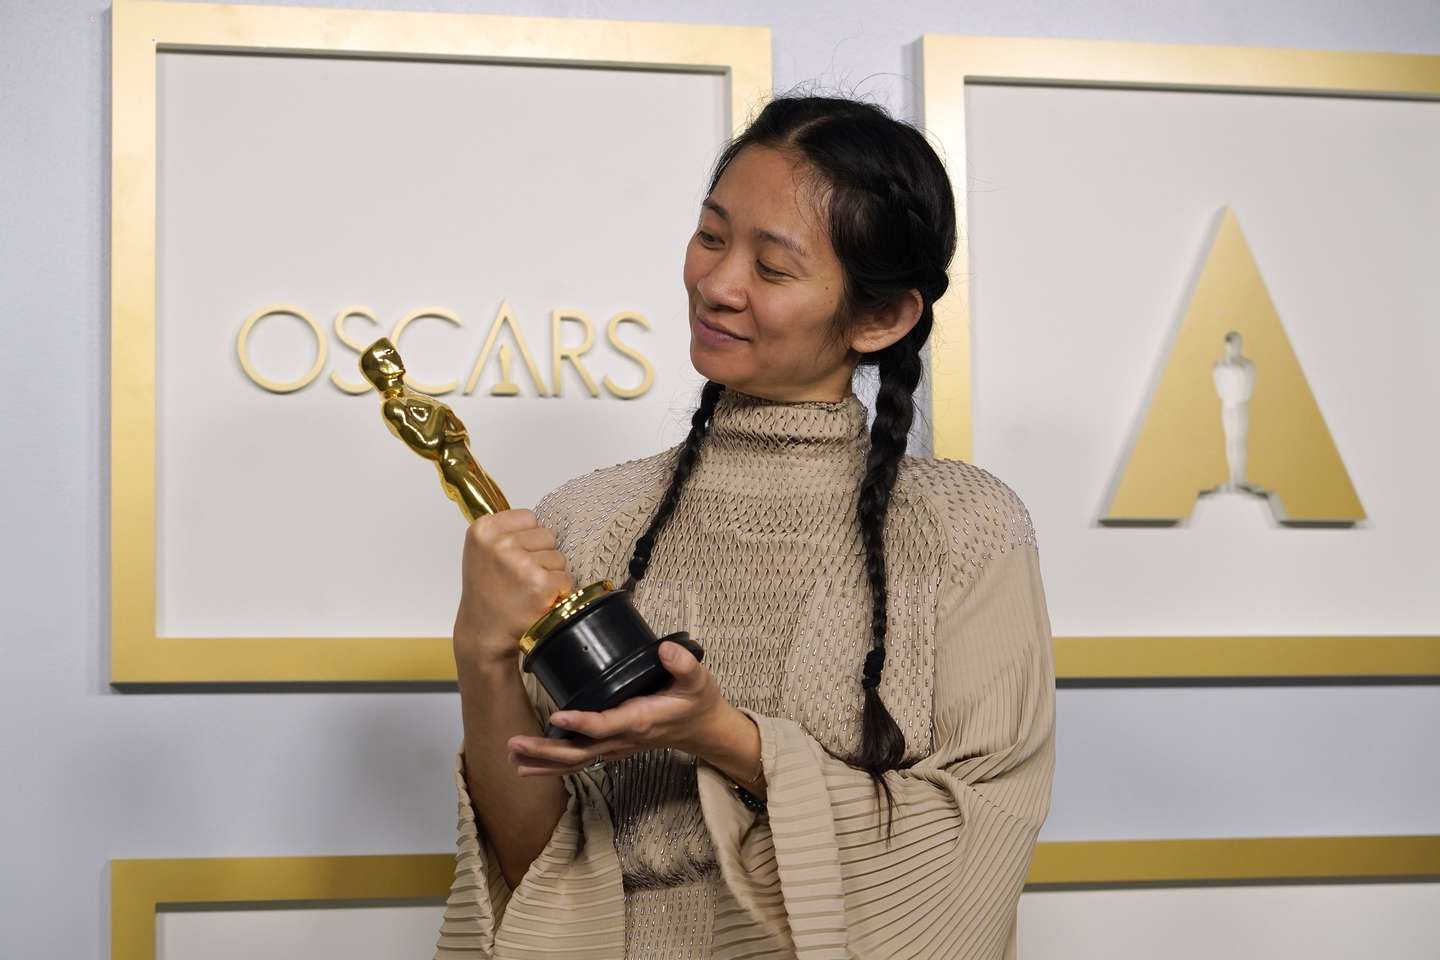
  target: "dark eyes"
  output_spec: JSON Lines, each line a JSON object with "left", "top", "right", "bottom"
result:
{"left": 694, "top": 230, "right": 786, "bottom": 279}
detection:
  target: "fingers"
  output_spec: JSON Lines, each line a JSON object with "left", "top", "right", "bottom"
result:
{"left": 515, "top": 760, "right": 586, "bottom": 776}
{"left": 531, "top": 548, "right": 569, "bottom": 573}
{"left": 544, "top": 646, "right": 710, "bottom": 739}
{"left": 508, "top": 735, "right": 595, "bottom": 767}
{"left": 468, "top": 523, "right": 556, "bottom": 558}
{"left": 456, "top": 506, "right": 574, "bottom": 647}
{"left": 505, "top": 526, "right": 560, "bottom": 552}
{"left": 548, "top": 701, "right": 650, "bottom": 741}
{"left": 508, "top": 734, "right": 632, "bottom": 776}
{"left": 658, "top": 640, "right": 705, "bottom": 689}
{"left": 468, "top": 516, "right": 570, "bottom": 589}
{"left": 471, "top": 508, "right": 540, "bottom": 536}
{"left": 541, "top": 569, "right": 577, "bottom": 601}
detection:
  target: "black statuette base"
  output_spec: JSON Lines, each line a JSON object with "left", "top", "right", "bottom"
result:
{"left": 521, "top": 587, "right": 704, "bottom": 740}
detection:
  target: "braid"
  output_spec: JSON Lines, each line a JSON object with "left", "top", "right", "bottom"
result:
{"left": 621, "top": 380, "right": 727, "bottom": 592}
{"left": 850, "top": 330, "right": 925, "bottom": 828}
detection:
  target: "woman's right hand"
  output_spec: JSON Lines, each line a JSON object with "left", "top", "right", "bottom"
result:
{"left": 453, "top": 509, "right": 575, "bottom": 673}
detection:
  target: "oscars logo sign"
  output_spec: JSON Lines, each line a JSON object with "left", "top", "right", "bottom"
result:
{"left": 1103, "top": 208, "right": 1365, "bottom": 526}
{"left": 236, "top": 299, "right": 655, "bottom": 399}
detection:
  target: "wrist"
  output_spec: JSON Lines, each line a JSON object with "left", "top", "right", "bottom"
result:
{"left": 681, "top": 700, "right": 735, "bottom": 757}
{"left": 690, "top": 703, "right": 764, "bottom": 793}
{"left": 453, "top": 635, "right": 522, "bottom": 684}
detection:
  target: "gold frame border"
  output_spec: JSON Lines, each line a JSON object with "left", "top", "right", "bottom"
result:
{"left": 919, "top": 35, "right": 1440, "bottom": 680}
{"left": 112, "top": 854, "right": 453, "bottom": 960}
{"left": 109, "top": 0, "right": 772, "bottom": 683}
{"left": 113, "top": 838, "right": 1440, "bottom": 958}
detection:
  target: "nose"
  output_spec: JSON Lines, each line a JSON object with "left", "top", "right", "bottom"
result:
{"left": 695, "top": 251, "right": 748, "bottom": 313}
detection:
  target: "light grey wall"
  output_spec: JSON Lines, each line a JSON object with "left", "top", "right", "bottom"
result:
{"left": 3, "top": 1, "right": 1439, "bottom": 957}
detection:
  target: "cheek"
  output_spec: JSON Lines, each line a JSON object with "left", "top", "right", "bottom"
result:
{"left": 752, "top": 290, "right": 828, "bottom": 350}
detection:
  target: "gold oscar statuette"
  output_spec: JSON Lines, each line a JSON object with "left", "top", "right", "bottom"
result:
{"left": 360, "top": 337, "right": 700, "bottom": 734}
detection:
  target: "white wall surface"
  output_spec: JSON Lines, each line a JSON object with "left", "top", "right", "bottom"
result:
{"left": 157, "top": 905, "right": 448, "bottom": 959}
{"left": 3, "top": 1, "right": 1439, "bottom": 958}
{"left": 1017, "top": 882, "right": 1440, "bottom": 959}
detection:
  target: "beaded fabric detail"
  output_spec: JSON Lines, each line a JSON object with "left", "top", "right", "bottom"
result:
{"left": 514, "top": 387, "right": 1037, "bottom": 956}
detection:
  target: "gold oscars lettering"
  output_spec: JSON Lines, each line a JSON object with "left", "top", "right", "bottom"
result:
{"left": 238, "top": 299, "right": 655, "bottom": 399}
{"left": 359, "top": 337, "right": 701, "bottom": 736}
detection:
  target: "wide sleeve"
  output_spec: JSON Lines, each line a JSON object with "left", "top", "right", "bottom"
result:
{"left": 434, "top": 486, "right": 628, "bottom": 959}
{"left": 433, "top": 666, "right": 628, "bottom": 959}
{"left": 696, "top": 539, "right": 1057, "bottom": 960}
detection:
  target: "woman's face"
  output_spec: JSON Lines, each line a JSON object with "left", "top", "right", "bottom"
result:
{"left": 683, "top": 145, "right": 859, "bottom": 402}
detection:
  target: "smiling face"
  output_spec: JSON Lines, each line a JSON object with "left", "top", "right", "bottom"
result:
{"left": 683, "top": 145, "right": 861, "bottom": 402}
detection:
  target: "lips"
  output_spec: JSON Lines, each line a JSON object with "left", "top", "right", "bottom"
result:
{"left": 695, "top": 311, "right": 747, "bottom": 341}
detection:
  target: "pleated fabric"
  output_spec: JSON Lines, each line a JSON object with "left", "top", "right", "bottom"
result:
{"left": 434, "top": 387, "right": 1056, "bottom": 959}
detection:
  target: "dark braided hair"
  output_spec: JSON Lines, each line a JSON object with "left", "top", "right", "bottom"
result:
{"left": 624, "top": 95, "right": 957, "bottom": 821}
{"left": 619, "top": 379, "right": 727, "bottom": 593}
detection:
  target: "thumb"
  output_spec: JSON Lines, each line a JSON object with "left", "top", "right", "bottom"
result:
{"left": 659, "top": 639, "right": 702, "bottom": 686}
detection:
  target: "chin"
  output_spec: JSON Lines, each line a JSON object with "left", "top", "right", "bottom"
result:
{"left": 688, "top": 339, "right": 728, "bottom": 384}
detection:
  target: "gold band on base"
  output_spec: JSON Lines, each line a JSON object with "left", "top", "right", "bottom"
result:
{"left": 518, "top": 579, "right": 617, "bottom": 656}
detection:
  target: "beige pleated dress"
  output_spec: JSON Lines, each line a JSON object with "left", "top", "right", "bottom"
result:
{"left": 434, "top": 387, "right": 1057, "bottom": 959}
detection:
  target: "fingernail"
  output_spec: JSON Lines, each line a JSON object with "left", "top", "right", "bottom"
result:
{"left": 549, "top": 713, "right": 572, "bottom": 727}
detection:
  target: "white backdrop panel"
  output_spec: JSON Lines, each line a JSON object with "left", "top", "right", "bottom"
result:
{"left": 1043, "top": 685, "right": 1440, "bottom": 841}
{"left": 155, "top": 51, "right": 723, "bottom": 638}
{"left": 157, "top": 904, "right": 444, "bottom": 960}
{"left": 1017, "top": 882, "right": 1440, "bottom": 959}
{"left": 964, "top": 83, "right": 1440, "bottom": 637}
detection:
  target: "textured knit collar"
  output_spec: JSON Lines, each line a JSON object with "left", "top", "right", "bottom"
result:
{"left": 711, "top": 386, "right": 867, "bottom": 447}
{"left": 692, "top": 385, "right": 870, "bottom": 491}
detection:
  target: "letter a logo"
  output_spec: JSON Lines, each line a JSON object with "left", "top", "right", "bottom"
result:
{"left": 1103, "top": 208, "right": 1364, "bottom": 525}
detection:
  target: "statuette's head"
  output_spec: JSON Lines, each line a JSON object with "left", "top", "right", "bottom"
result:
{"left": 361, "top": 338, "right": 406, "bottom": 393}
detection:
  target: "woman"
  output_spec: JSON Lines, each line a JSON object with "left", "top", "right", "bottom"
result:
{"left": 435, "top": 95, "right": 1056, "bottom": 960}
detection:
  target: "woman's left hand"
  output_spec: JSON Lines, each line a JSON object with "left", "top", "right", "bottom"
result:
{"left": 507, "top": 639, "right": 734, "bottom": 776}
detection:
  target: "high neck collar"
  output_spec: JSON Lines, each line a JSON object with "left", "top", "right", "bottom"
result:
{"left": 711, "top": 386, "right": 868, "bottom": 446}
{"left": 691, "top": 386, "right": 870, "bottom": 491}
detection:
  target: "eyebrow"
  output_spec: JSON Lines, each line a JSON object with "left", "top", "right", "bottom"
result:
{"left": 701, "top": 199, "right": 810, "bottom": 260}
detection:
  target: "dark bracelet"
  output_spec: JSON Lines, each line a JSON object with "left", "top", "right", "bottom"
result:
{"left": 731, "top": 782, "right": 767, "bottom": 813}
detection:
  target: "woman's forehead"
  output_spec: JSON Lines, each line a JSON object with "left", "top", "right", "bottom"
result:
{"left": 707, "top": 146, "right": 831, "bottom": 255}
